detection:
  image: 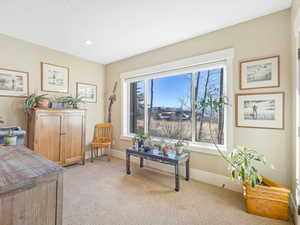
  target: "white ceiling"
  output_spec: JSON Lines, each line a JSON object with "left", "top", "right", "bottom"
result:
{"left": 0, "top": 0, "right": 291, "bottom": 64}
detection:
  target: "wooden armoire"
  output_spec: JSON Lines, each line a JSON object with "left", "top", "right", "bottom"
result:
{"left": 28, "top": 108, "right": 86, "bottom": 166}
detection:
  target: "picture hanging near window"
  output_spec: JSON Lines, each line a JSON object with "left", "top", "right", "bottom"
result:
{"left": 76, "top": 82, "right": 97, "bottom": 103}
{"left": 0, "top": 68, "right": 28, "bottom": 97}
{"left": 240, "top": 56, "right": 279, "bottom": 90}
{"left": 236, "top": 92, "right": 284, "bottom": 129}
{"left": 41, "top": 62, "right": 69, "bottom": 93}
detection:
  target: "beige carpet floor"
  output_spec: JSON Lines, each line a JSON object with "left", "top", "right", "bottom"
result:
{"left": 63, "top": 158, "right": 291, "bottom": 225}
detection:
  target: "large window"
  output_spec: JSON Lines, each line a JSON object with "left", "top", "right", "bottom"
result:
{"left": 122, "top": 49, "right": 233, "bottom": 150}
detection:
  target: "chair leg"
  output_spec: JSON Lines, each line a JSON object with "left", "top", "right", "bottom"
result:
{"left": 108, "top": 145, "right": 112, "bottom": 161}
{"left": 91, "top": 146, "right": 94, "bottom": 163}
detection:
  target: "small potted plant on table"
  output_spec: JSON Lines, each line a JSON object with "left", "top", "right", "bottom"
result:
{"left": 174, "top": 140, "right": 186, "bottom": 155}
{"left": 134, "top": 134, "right": 150, "bottom": 149}
{"left": 4, "top": 129, "right": 17, "bottom": 146}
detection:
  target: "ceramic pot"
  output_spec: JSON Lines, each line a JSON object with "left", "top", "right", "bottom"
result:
{"left": 4, "top": 136, "right": 17, "bottom": 146}
{"left": 138, "top": 139, "right": 144, "bottom": 148}
{"left": 37, "top": 98, "right": 50, "bottom": 108}
{"left": 175, "top": 146, "right": 184, "bottom": 155}
{"left": 162, "top": 146, "right": 170, "bottom": 156}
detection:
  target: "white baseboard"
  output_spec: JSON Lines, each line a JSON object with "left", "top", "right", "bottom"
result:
{"left": 112, "top": 149, "right": 242, "bottom": 193}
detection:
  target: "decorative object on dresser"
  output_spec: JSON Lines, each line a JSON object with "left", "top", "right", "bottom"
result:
{"left": 235, "top": 92, "right": 284, "bottom": 129}
{"left": 91, "top": 123, "right": 112, "bottom": 162}
{"left": 25, "top": 94, "right": 49, "bottom": 113}
{"left": 0, "top": 145, "right": 63, "bottom": 225}
{"left": 77, "top": 82, "right": 97, "bottom": 103}
{"left": 0, "top": 126, "right": 26, "bottom": 145}
{"left": 28, "top": 108, "right": 86, "bottom": 166}
{"left": 41, "top": 62, "right": 69, "bottom": 93}
{"left": 0, "top": 67, "right": 29, "bottom": 97}
{"left": 240, "top": 56, "right": 280, "bottom": 90}
{"left": 58, "top": 95, "right": 84, "bottom": 109}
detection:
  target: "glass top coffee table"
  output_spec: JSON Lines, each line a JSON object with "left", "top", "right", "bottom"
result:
{"left": 126, "top": 147, "right": 190, "bottom": 192}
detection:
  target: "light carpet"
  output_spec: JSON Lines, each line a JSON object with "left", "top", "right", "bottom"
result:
{"left": 63, "top": 158, "right": 291, "bottom": 225}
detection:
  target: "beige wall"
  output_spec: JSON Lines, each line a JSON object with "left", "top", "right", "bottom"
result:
{"left": 291, "top": 0, "right": 300, "bottom": 215}
{"left": 0, "top": 34, "right": 105, "bottom": 146}
{"left": 106, "top": 10, "right": 292, "bottom": 187}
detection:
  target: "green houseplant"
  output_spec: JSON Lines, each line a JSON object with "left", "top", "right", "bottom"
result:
{"left": 4, "top": 129, "right": 17, "bottom": 146}
{"left": 134, "top": 133, "right": 150, "bottom": 148}
{"left": 61, "top": 96, "right": 84, "bottom": 109}
{"left": 174, "top": 140, "right": 185, "bottom": 155}
{"left": 25, "top": 94, "right": 48, "bottom": 113}
{"left": 198, "top": 89, "right": 290, "bottom": 220}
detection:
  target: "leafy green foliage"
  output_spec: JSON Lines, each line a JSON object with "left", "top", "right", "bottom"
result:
{"left": 228, "top": 146, "right": 266, "bottom": 187}
{"left": 197, "top": 89, "right": 266, "bottom": 188}
{"left": 24, "top": 94, "right": 48, "bottom": 113}
{"left": 60, "top": 96, "right": 84, "bottom": 108}
{"left": 5, "top": 129, "right": 16, "bottom": 137}
{"left": 135, "top": 133, "right": 150, "bottom": 141}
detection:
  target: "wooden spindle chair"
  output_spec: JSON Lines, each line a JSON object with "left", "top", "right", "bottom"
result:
{"left": 91, "top": 124, "right": 112, "bottom": 162}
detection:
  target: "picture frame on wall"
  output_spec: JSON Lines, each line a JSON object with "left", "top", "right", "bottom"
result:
{"left": 240, "top": 56, "right": 279, "bottom": 90}
{"left": 41, "top": 62, "right": 69, "bottom": 93}
{"left": 76, "top": 82, "right": 97, "bottom": 103}
{"left": 236, "top": 92, "right": 284, "bottom": 129}
{"left": 0, "top": 68, "right": 29, "bottom": 97}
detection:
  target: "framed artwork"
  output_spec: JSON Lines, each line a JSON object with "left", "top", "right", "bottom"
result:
{"left": 41, "top": 62, "right": 69, "bottom": 93}
{"left": 0, "top": 68, "right": 28, "bottom": 97}
{"left": 76, "top": 82, "right": 97, "bottom": 103}
{"left": 236, "top": 92, "right": 284, "bottom": 129}
{"left": 240, "top": 56, "right": 280, "bottom": 90}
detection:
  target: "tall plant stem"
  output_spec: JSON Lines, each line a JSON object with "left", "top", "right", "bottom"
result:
{"left": 208, "top": 107, "right": 236, "bottom": 169}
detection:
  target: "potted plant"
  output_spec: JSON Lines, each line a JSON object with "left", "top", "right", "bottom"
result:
{"left": 174, "top": 140, "right": 186, "bottom": 155}
{"left": 135, "top": 134, "right": 150, "bottom": 148}
{"left": 25, "top": 94, "right": 49, "bottom": 113}
{"left": 61, "top": 96, "right": 84, "bottom": 109}
{"left": 4, "top": 129, "right": 17, "bottom": 146}
{"left": 161, "top": 142, "right": 172, "bottom": 156}
{"left": 199, "top": 90, "right": 290, "bottom": 221}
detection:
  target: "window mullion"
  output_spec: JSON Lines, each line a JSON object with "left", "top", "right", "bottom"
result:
{"left": 191, "top": 72, "right": 196, "bottom": 143}
{"left": 144, "top": 79, "right": 149, "bottom": 135}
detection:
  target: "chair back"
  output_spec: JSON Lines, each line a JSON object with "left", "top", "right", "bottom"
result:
{"left": 94, "top": 123, "right": 112, "bottom": 141}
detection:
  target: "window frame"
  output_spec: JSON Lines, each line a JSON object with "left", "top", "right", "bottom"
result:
{"left": 121, "top": 48, "right": 234, "bottom": 154}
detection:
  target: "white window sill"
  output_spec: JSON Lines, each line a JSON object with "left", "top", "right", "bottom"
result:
{"left": 120, "top": 135, "right": 227, "bottom": 156}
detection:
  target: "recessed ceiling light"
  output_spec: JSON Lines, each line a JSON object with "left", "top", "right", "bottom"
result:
{"left": 85, "top": 40, "right": 93, "bottom": 45}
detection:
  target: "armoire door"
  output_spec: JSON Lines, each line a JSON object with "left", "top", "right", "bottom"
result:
{"left": 61, "top": 112, "right": 84, "bottom": 165}
{"left": 35, "top": 113, "right": 63, "bottom": 165}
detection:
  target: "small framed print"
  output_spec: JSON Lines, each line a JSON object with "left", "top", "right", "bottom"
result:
{"left": 236, "top": 92, "right": 284, "bottom": 129}
{"left": 76, "top": 82, "right": 97, "bottom": 103}
{"left": 41, "top": 62, "right": 69, "bottom": 93}
{"left": 240, "top": 56, "right": 279, "bottom": 90}
{"left": 0, "top": 68, "right": 29, "bottom": 97}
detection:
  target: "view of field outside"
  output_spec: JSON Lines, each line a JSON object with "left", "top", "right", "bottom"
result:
{"left": 129, "top": 68, "right": 224, "bottom": 145}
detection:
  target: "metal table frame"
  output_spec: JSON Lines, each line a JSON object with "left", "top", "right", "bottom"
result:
{"left": 126, "top": 147, "right": 190, "bottom": 192}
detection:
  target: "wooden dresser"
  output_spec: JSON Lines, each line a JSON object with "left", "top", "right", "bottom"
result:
{"left": 0, "top": 145, "right": 63, "bottom": 225}
{"left": 28, "top": 108, "right": 86, "bottom": 166}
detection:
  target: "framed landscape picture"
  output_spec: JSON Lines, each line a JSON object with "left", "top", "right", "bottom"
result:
{"left": 76, "top": 82, "right": 97, "bottom": 103}
{"left": 41, "top": 62, "right": 69, "bottom": 93}
{"left": 240, "top": 56, "right": 279, "bottom": 90}
{"left": 0, "top": 68, "right": 28, "bottom": 97}
{"left": 236, "top": 92, "right": 284, "bottom": 129}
